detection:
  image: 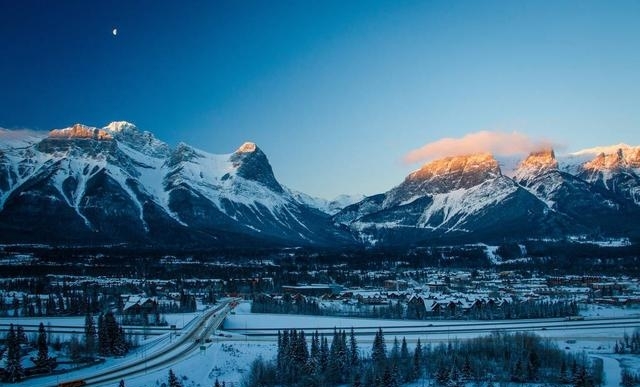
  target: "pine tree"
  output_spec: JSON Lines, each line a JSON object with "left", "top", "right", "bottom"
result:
{"left": 310, "top": 330, "right": 320, "bottom": 365}
{"left": 412, "top": 338, "right": 423, "bottom": 382}
{"left": 277, "top": 329, "right": 289, "bottom": 379}
{"left": 119, "top": 379, "right": 126, "bottom": 387}
{"left": 168, "top": 369, "right": 183, "bottom": 387}
{"left": 320, "top": 336, "right": 329, "bottom": 373}
{"left": 400, "top": 337, "right": 410, "bottom": 382}
{"left": 85, "top": 313, "right": 97, "bottom": 357}
{"left": 98, "top": 313, "right": 109, "bottom": 356}
{"left": 31, "top": 322, "right": 56, "bottom": 372}
{"left": 435, "top": 362, "right": 450, "bottom": 386}
{"left": 328, "top": 329, "right": 343, "bottom": 383}
{"left": 390, "top": 337, "right": 400, "bottom": 365}
{"left": 371, "top": 328, "right": 387, "bottom": 371}
{"left": 527, "top": 350, "right": 540, "bottom": 380}
{"left": 349, "top": 327, "right": 358, "bottom": 367}
{"left": 4, "top": 324, "right": 24, "bottom": 382}
{"left": 621, "top": 369, "right": 635, "bottom": 387}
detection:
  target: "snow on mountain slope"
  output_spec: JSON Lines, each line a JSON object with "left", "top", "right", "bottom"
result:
{"left": 558, "top": 144, "right": 640, "bottom": 206}
{"left": 287, "top": 189, "right": 366, "bottom": 215}
{"left": 0, "top": 127, "right": 47, "bottom": 149}
{"left": 164, "top": 142, "right": 292, "bottom": 220}
{"left": 416, "top": 176, "right": 520, "bottom": 231}
{"left": 514, "top": 149, "right": 558, "bottom": 184}
{"left": 383, "top": 153, "right": 501, "bottom": 208}
{"left": 0, "top": 123, "right": 355, "bottom": 247}
{"left": 0, "top": 121, "right": 350, "bottom": 244}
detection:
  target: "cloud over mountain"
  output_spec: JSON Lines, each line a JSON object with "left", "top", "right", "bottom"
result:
{"left": 404, "top": 131, "right": 560, "bottom": 164}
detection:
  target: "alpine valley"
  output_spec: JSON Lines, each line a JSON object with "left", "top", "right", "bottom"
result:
{"left": 1, "top": 122, "right": 639, "bottom": 248}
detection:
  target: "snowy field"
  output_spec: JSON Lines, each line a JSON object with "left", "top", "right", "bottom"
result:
{"left": 6, "top": 301, "right": 640, "bottom": 387}
{"left": 109, "top": 302, "right": 640, "bottom": 387}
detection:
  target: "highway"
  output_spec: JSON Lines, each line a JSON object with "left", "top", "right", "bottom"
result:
{"left": 223, "top": 315, "right": 640, "bottom": 343}
{"left": 49, "top": 299, "right": 236, "bottom": 387}
{"left": 0, "top": 323, "right": 172, "bottom": 337}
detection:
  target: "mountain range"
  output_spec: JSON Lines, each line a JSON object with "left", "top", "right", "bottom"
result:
{"left": 1, "top": 122, "right": 639, "bottom": 248}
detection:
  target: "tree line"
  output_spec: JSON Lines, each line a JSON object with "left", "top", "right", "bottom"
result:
{"left": 243, "top": 329, "right": 602, "bottom": 387}
{"left": 252, "top": 294, "right": 579, "bottom": 321}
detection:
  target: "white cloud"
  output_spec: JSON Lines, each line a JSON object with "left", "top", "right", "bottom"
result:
{"left": 404, "top": 130, "right": 561, "bottom": 164}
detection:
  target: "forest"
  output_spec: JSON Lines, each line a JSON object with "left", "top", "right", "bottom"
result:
{"left": 243, "top": 329, "right": 603, "bottom": 387}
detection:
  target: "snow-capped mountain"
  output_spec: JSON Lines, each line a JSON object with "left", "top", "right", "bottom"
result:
{"left": 560, "top": 144, "right": 640, "bottom": 206}
{"left": 515, "top": 149, "right": 638, "bottom": 233}
{"left": 334, "top": 147, "right": 640, "bottom": 245}
{"left": 2, "top": 124, "right": 639, "bottom": 248}
{"left": 334, "top": 154, "right": 572, "bottom": 245}
{"left": 0, "top": 122, "right": 354, "bottom": 247}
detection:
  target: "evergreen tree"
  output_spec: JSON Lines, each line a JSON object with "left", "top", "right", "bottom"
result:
{"left": 435, "top": 362, "right": 450, "bottom": 386}
{"left": 277, "top": 329, "right": 289, "bottom": 380}
{"left": 349, "top": 327, "right": 359, "bottom": 367}
{"left": 412, "top": 338, "right": 423, "bottom": 382}
{"left": 85, "top": 313, "right": 97, "bottom": 357}
{"left": 31, "top": 322, "right": 56, "bottom": 372}
{"left": 528, "top": 350, "right": 540, "bottom": 380}
{"left": 400, "top": 337, "right": 410, "bottom": 382}
{"left": 621, "top": 369, "right": 635, "bottom": 387}
{"left": 98, "top": 313, "right": 109, "bottom": 356}
{"left": 572, "top": 366, "right": 593, "bottom": 387}
{"left": 168, "top": 369, "right": 183, "bottom": 387}
{"left": 320, "top": 336, "right": 329, "bottom": 373}
{"left": 4, "top": 324, "right": 24, "bottom": 382}
{"left": 310, "top": 330, "right": 320, "bottom": 369}
{"left": 104, "top": 311, "right": 128, "bottom": 356}
{"left": 371, "top": 328, "right": 387, "bottom": 371}
{"left": 119, "top": 379, "right": 125, "bottom": 387}
{"left": 328, "top": 329, "right": 343, "bottom": 383}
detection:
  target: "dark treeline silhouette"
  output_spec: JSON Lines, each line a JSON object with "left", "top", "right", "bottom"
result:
{"left": 243, "top": 329, "right": 602, "bottom": 387}
{"left": 2, "top": 240, "right": 639, "bottom": 279}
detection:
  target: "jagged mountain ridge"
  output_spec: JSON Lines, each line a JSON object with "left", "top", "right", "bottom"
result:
{"left": 0, "top": 122, "right": 354, "bottom": 247}
{"left": 2, "top": 122, "right": 639, "bottom": 248}
{"left": 334, "top": 146, "right": 640, "bottom": 245}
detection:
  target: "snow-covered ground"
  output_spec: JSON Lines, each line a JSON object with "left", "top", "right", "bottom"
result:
{"left": 7, "top": 301, "right": 640, "bottom": 387}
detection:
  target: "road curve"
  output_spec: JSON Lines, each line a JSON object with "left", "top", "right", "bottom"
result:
{"left": 51, "top": 300, "right": 233, "bottom": 387}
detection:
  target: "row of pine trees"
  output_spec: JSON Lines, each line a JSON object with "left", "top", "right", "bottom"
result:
{"left": 244, "top": 329, "right": 602, "bottom": 387}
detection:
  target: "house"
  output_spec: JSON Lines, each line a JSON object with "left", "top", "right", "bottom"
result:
{"left": 122, "top": 295, "right": 159, "bottom": 325}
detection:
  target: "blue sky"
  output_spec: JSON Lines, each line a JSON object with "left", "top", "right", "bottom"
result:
{"left": 1, "top": 1, "right": 639, "bottom": 198}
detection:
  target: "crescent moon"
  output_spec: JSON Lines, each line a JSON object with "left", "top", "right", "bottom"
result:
{"left": 112, "top": 28, "right": 118, "bottom": 36}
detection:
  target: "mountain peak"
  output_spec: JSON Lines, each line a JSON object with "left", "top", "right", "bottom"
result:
{"left": 408, "top": 153, "right": 501, "bottom": 186}
{"left": 230, "top": 142, "right": 282, "bottom": 193}
{"left": 514, "top": 148, "right": 558, "bottom": 183}
{"left": 576, "top": 144, "right": 640, "bottom": 172}
{"left": 104, "top": 121, "right": 137, "bottom": 133}
{"left": 236, "top": 142, "right": 257, "bottom": 153}
{"left": 383, "top": 153, "right": 502, "bottom": 206}
{"left": 48, "top": 123, "right": 113, "bottom": 141}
